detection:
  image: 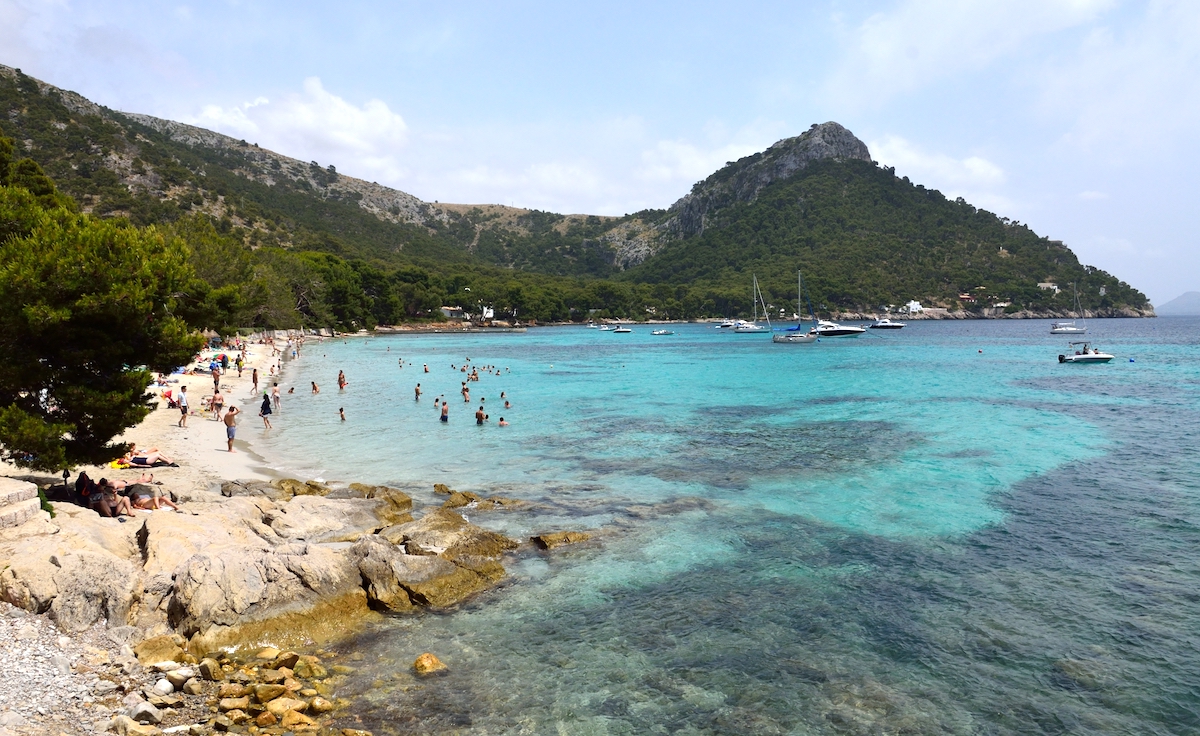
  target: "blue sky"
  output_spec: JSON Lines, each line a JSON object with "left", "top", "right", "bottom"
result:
{"left": 2, "top": 0, "right": 1198, "bottom": 303}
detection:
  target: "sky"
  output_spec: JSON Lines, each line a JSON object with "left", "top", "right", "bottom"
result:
{"left": 2, "top": 0, "right": 1198, "bottom": 304}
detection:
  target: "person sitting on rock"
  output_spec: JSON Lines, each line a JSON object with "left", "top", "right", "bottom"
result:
{"left": 97, "top": 478, "right": 136, "bottom": 518}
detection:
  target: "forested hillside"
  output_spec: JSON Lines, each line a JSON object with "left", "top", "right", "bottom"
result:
{"left": 0, "top": 64, "right": 1151, "bottom": 329}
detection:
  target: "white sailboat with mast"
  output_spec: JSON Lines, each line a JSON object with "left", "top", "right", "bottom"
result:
{"left": 733, "top": 274, "right": 770, "bottom": 333}
{"left": 1051, "top": 283, "right": 1088, "bottom": 334}
{"left": 773, "top": 272, "right": 819, "bottom": 343}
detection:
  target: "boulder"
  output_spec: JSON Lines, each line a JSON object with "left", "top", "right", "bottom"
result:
{"left": 128, "top": 701, "right": 163, "bottom": 724}
{"left": 274, "top": 479, "right": 331, "bottom": 498}
{"left": 413, "top": 652, "right": 447, "bottom": 676}
{"left": 110, "top": 714, "right": 162, "bottom": 736}
{"left": 352, "top": 536, "right": 496, "bottom": 610}
{"left": 271, "top": 651, "right": 300, "bottom": 670}
{"left": 0, "top": 545, "right": 138, "bottom": 633}
{"left": 255, "top": 646, "right": 281, "bottom": 660}
{"left": 531, "top": 531, "right": 591, "bottom": 550}
{"left": 133, "top": 636, "right": 184, "bottom": 666}
{"left": 441, "top": 491, "right": 479, "bottom": 509}
{"left": 432, "top": 483, "right": 453, "bottom": 495}
{"left": 264, "top": 495, "right": 400, "bottom": 543}
{"left": 384, "top": 509, "right": 518, "bottom": 560}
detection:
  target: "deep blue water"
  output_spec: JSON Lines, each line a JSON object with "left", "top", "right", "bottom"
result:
{"left": 247, "top": 317, "right": 1200, "bottom": 735}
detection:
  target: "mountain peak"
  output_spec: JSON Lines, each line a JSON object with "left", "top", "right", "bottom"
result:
{"left": 663, "top": 122, "right": 872, "bottom": 238}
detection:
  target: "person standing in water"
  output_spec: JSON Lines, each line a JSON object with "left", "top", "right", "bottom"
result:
{"left": 415, "top": 383, "right": 422, "bottom": 400}
{"left": 251, "top": 368, "right": 259, "bottom": 395}
{"left": 259, "top": 392, "right": 273, "bottom": 429}
{"left": 272, "top": 382, "right": 281, "bottom": 413}
{"left": 338, "top": 370, "right": 347, "bottom": 390}
{"left": 339, "top": 407, "right": 346, "bottom": 421}
{"left": 440, "top": 402, "right": 449, "bottom": 422}
{"left": 475, "top": 405, "right": 486, "bottom": 425}
{"left": 224, "top": 406, "right": 241, "bottom": 452}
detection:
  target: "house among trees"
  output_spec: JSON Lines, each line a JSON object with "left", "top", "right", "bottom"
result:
{"left": 440, "top": 306, "right": 465, "bottom": 320}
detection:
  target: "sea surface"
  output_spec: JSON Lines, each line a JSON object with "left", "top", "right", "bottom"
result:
{"left": 248, "top": 317, "right": 1200, "bottom": 735}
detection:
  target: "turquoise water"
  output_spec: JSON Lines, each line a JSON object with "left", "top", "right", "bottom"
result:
{"left": 249, "top": 318, "right": 1200, "bottom": 734}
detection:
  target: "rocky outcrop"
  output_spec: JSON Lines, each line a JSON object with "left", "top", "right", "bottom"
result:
{"left": 661, "top": 122, "right": 872, "bottom": 240}
{"left": 0, "top": 480, "right": 516, "bottom": 654}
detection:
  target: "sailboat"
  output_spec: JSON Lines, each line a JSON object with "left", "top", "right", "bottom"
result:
{"left": 733, "top": 275, "right": 770, "bottom": 333}
{"left": 1051, "top": 283, "right": 1087, "bottom": 334}
{"left": 773, "top": 272, "right": 819, "bottom": 344}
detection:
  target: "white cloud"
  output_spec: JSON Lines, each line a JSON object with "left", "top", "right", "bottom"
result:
{"left": 1040, "top": 1, "right": 1200, "bottom": 152}
{"left": 185, "top": 77, "right": 410, "bottom": 183}
{"left": 828, "top": 0, "right": 1115, "bottom": 107}
{"left": 871, "top": 133, "right": 1007, "bottom": 200}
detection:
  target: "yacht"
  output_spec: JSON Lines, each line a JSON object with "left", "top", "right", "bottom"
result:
{"left": 869, "top": 318, "right": 906, "bottom": 330}
{"left": 1058, "top": 342, "right": 1113, "bottom": 363}
{"left": 732, "top": 275, "right": 772, "bottom": 333}
{"left": 814, "top": 320, "right": 867, "bottom": 338}
{"left": 651, "top": 329, "right": 674, "bottom": 335}
{"left": 773, "top": 272, "right": 820, "bottom": 344}
{"left": 612, "top": 326, "right": 632, "bottom": 333}
{"left": 1051, "top": 283, "right": 1088, "bottom": 334}
{"left": 715, "top": 319, "right": 737, "bottom": 329}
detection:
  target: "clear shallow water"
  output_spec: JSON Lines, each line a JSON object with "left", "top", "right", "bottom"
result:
{"left": 249, "top": 318, "right": 1200, "bottom": 735}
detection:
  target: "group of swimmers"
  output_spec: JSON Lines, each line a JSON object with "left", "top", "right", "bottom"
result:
{"left": 415, "top": 357, "right": 512, "bottom": 427}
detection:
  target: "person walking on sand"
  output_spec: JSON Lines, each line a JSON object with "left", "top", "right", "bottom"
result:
{"left": 272, "top": 382, "right": 281, "bottom": 413}
{"left": 224, "top": 406, "right": 241, "bottom": 452}
{"left": 177, "top": 386, "right": 189, "bottom": 427}
{"left": 251, "top": 368, "right": 259, "bottom": 395}
{"left": 235, "top": 354, "right": 243, "bottom": 377}
{"left": 211, "top": 364, "right": 221, "bottom": 392}
{"left": 259, "top": 392, "right": 273, "bottom": 429}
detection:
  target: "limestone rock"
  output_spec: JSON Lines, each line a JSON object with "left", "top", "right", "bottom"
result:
{"left": 280, "top": 709, "right": 316, "bottom": 728}
{"left": 387, "top": 508, "right": 518, "bottom": 560}
{"left": 531, "top": 531, "right": 591, "bottom": 550}
{"left": 255, "top": 711, "right": 277, "bottom": 726}
{"left": 263, "top": 495, "right": 402, "bottom": 543}
{"left": 182, "top": 677, "right": 203, "bottom": 695}
{"left": 342, "top": 730, "right": 373, "bottom": 736}
{"left": 151, "top": 678, "right": 173, "bottom": 696}
{"left": 44, "top": 549, "right": 137, "bottom": 632}
{"left": 255, "top": 646, "right": 281, "bottom": 660}
{"left": 258, "top": 669, "right": 286, "bottom": 685}
{"left": 442, "top": 491, "right": 479, "bottom": 509}
{"left": 218, "top": 696, "right": 250, "bottom": 712}
{"left": 413, "top": 652, "right": 447, "bottom": 676}
{"left": 252, "top": 683, "right": 287, "bottom": 703}
{"left": 133, "top": 637, "right": 184, "bottom": 666}
{"left": 128, "top": 701, "right": 163, "bottom": 724}
{"left": 309, "top": 696, "right": 334, "bottom": 713}
{"left": 432, "top": 483, "right": 453, "bottom": 495}
{"left": 351, "top": 536, "right": 496, "bottom": 609}
{"left": 164, "top": 667, "right": 195, "bottom": 689}
{"left": 224, "top": 709, "right": 249, "bottom": 724}
{"left": 197, "top": 658, "right": 222, "bottom": 681}
{"left": 111, "top": 714, "right": 162, "bottom": 736}
{"left": 265, "top": 697, "right": 308, "bottom": 717}
{"left": 270, "top": 651, "right": 300, "bottom": 670}
{"left": 293, "top": 655, "right": 327, "bottom": 679}
{"left": 274, "top": 478, "right": 331, "bottom": 497}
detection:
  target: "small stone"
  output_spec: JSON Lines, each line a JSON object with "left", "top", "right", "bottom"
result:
{"left": 283, "top": 677, "right": 303, "bottom": 692}
{"left": 111, "top": 714, "right": 162, "bottom": 736}
{"left": 129, "top": 701, "right": 163, "bottom": 725}
{"left": 218, "top": 696, "right": 250, "bottom": 712}
{"left": 197, "top": 658, "right": 222, "bottom": 681}
{"left": 308, "top": 697, "right": 333, "bottom": 713}
{"left": 413, "top": 653, "right": 447, "bottom": 676}
{"left": 56, "top": 635, "right": 72, "bottom": 649}
{"left": 299, "top": 689, "right": 318, "bottom": 698}
{"left": 151, "top": 661, "right": 182, "bottom": 673}
{"left": 224, "top": 709, "right": 249, "bottom": 724}
{"left": 264, "top": 698, "right": 308, "bottom": 718}
{"left": 280, "top": 710, "right": 315, "bottom": 728}
{"left": 341, "top": 730, "right": 373, "bottom": 736}
{"left": 212, "top": 715, "right": 233, "bottom": 732}
{"left": 218, "top": 684, "right": 251, "bottom": 699}
{"left": 166, "top": 668, "right": 196, "bottom": 689}
{"left": 530, "top": 531, "right": 591, "bottom": 549}
{"left": 255, "top": 647, "right": 281, "bottom": 661}
{"left": 252, "top": 684, "right": 287, "bottom": 703}
{"left": 292, "top": 656, "right": 327, "bottom": 680}
{"left": 182, "top": 678, "right": 204, "bottom": 695}
{"left": 270, "top": 652, "right": 300, "bottom": 670}
{"left": 258, "top": 669, "right": 286, "bottom": 685}
{"left": 152, "top": 679, "right": 174, "bottom": 696}
{"left": 254, "top": 711, "right": 277, "bottom": 727}
{"left": 330, "top": 665, "right": 355, "bottom": 675}
{"left": 93, "top": 680, "right": 119, "bottom": 695}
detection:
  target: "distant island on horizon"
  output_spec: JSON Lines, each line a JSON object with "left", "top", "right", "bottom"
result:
{"left": 1155, "top": 291, "right": 1200, "bottom": 315}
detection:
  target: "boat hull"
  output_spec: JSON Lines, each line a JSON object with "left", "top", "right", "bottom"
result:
{"left": 773, "top": 333, "right": 818, "bottom": 344}
{"left": 1059, "top": 354, "right": 1113, "bottom": 363}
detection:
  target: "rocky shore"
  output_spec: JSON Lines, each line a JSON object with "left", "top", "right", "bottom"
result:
{"left": 0, "top": 474, "right": 590, "bottom": 736}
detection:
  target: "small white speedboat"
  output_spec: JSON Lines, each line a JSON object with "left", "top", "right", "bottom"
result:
{"left": 814, "top": 320, "right": 867, "bottom": 337}
{"left": 612, "top": 326, "right": 632, "bottom": 333}
{"left": 715, "top": 319, "right": 736, "bottom": 329}
{"left": 732, "top": 320, "right": 769, "bottom": 333}
{"left": 869, "top": 318, "right": 906, "bottom": 330}
{"left": 599, "top": 325, "right": 611, "bottom": 331}
{"left": 651, "top": 329, "right": 674, "bottom": 335}
{"left": 1059, "top": 342, "right": 1113, "bottom": 363}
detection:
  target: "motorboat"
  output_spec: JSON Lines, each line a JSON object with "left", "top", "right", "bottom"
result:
{"left": 598, "top": 325, "right": 612, "bottom": 331}
{"left": 869, "top": 318, "right": 906, "bottom": 330}
{"left": 612, "top": 326, "right": 632, "bottom": 333}
{"left": 715, "top": 319, "right": 737, "bottom": 329}
{"left": 814, "top": 320, "right": 867, "bottom": 338}
{"left": 1058, "top": 342, "right": 1113, "bottom": 363}
{"left": 651, "top": 329, "right": 674, "bottom": 335}
{"left": 1051, "top": 283, "right": 1088, "bottom": 334}
{"left": 774, "top": 271, "right": 820, "bottom": 344}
